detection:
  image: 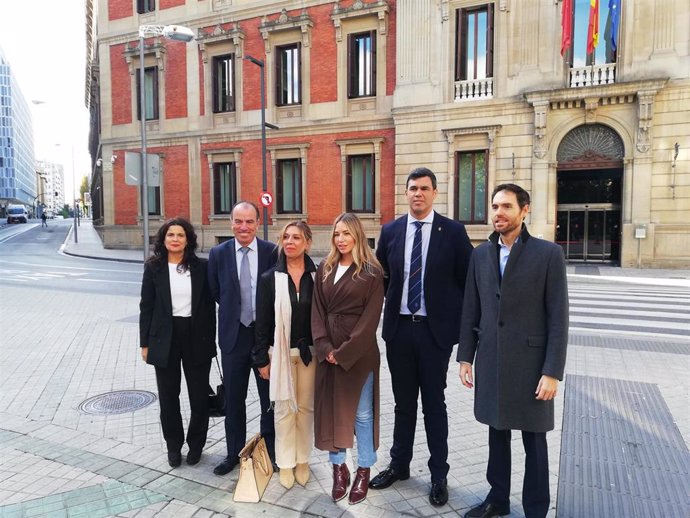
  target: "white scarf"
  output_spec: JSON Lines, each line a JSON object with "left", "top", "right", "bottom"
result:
{"left": 270, "top": 271, "right": 297, "bottom": 413}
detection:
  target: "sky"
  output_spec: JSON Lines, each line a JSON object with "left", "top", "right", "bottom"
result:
{"left": 0, "top": 0, "right": 91, "bottom": 201}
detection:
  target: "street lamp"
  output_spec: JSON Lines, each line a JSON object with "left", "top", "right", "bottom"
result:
{"left": 244, "top": 55, "right": 279, "bottom": 241}
{"left": 138, "top": 24, "right": 195, "bottom": 261}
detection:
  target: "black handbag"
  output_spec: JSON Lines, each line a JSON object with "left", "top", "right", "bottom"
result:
{"left": 208, "top": 356, "right": 225, "bottom": 417}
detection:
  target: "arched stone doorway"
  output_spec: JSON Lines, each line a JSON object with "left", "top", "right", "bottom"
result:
{"left": 555, "top": 124, "right": 624, "bottom": 264}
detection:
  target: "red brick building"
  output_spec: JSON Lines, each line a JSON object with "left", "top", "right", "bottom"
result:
{"left": 88, "top": 0, "right": 397, "bottom": 252}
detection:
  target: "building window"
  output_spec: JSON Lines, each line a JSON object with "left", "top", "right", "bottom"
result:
{"left": 347, "top": 154, "right": 374, "bottom": 213}
{"left": 213, "top": 162, "right": 236, "bottom": 214}
{"left": 212, "top": 54, "right": 235, "bottom": 113}
{"left": 276, "top": 158, "right": 301, "bottom": 214}
{"left": 456, "top": 5, "right": 494, "bottom": 82}
{"left": 136, "top": 67, "right": 158, "bottom": 120}
{"left": 276, "top": 44, "right": 301, "bottom": 106}
{"left": 137, "top": 0, "right": 155, "bottom": 14}
{"left": 348, "top": 31, "right": 376, "bottom": 98}
{"left": 455, "top": 150, "right": 487, "bottom": 224}
{"left": 147, "top": 186, "right": 161, "bottom": 216}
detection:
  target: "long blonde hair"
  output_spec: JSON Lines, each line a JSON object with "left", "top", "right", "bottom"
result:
{"left": 322, "top": 213, "right": 381, "bottom": 281}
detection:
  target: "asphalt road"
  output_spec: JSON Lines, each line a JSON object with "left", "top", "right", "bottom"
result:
{"left": 0, "top": 220, "right": 142, "bottom": 297}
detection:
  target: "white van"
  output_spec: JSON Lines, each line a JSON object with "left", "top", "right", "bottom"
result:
{"left": 6, "top": 204, "right": 29, "bottom": 224}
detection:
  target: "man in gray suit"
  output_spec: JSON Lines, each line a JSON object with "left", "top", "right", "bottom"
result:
{"left": 458, "top": 183, "right": 568, "bottom": 518}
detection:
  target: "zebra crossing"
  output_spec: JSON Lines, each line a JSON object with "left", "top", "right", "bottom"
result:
{"left": 568, "top": 278, "right": 690, "bottom": 339}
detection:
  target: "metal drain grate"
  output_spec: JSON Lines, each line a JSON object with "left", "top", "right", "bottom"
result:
{"left": 79, "top": 390, "right": 157, "bottom": 415}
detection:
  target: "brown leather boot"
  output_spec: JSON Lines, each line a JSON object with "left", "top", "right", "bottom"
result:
{"left": 348, "top": 467, "right": 370, "bottom": 505}
{"left": 331, "top": 463, "right": 350, "bottom": 502}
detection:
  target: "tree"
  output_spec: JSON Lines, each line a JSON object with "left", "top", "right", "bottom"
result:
{"left": 59, "top": 204, "right": 70, "bottom": 218}
{"left": 80, "top": 176, "right": 89, "bottom": 203}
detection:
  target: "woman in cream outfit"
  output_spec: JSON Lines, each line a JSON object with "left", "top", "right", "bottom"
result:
{"left": 254, "top": 221, "right": 317, "bottom": 488}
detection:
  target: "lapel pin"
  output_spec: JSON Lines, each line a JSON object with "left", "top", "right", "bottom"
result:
{"left": 438, "top": 226, "right": 441, "bottom": 231}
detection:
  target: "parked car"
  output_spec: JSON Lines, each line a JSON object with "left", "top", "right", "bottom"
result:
{"left": 6, "top": 204, "right": 28, "bottom": 224}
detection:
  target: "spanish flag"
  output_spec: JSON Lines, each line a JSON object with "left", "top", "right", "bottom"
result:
{"left": 587, "top": 0, "right": 600, "bottom": 55}
{"left": 560, "top": 0, "right": 573, "bottom": 56}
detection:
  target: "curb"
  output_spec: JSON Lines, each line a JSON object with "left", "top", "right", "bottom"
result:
{"left": 61, "top": 223, "right": 143, "bottom": 264}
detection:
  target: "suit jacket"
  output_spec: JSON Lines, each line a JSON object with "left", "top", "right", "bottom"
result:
{"left": 207, "top": 237, "right": 277, "bottom": 354}
{"left": 139, "top": 258, "right": 217, "bottom": 368}
{"left": 458, "top": 226, "right": 569, "bottom": 432}
{"left": 376, "top": 211, "right": 473, "bottom": 350}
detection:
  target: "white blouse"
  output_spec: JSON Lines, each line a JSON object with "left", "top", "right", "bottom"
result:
{"left": 333, "top": 263, "right": 350, "bottom": 284}
{"left": 168, "top": 263, "right": 192, "bottom": 317}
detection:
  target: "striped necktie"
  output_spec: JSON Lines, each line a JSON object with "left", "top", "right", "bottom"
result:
{"left": 407, "top": 221, "right": 424, "bottom": 314}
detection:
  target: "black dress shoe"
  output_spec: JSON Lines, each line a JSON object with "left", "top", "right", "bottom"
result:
{"left": 213, "top": 457, "right": 238, "bottom": 476}
{"left": 464, "top": 500, "right": 510, "bottom": 518}
{"left": 368, "top": 465, "right": 410, "bottom": 489}
{"left": 186, "top": 448, "right": 202, "bottom": 465}
{"left": 429, "top": 478, "right": 448, "bottom": 507}
{"left": 167, "top": 451, "right": 182, "bottom": 468}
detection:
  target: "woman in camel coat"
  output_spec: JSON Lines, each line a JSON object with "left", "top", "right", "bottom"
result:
{"left": 311, "top": 213, "right": 384, "bottom": 505}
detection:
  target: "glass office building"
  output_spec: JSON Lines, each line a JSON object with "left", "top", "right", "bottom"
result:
{"left": 0, "top": 46, "right": 35, "bottom": 217}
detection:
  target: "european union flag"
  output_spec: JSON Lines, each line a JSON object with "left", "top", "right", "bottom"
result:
{"left": 608, "top": 0, "right": 620, "bottom": 51}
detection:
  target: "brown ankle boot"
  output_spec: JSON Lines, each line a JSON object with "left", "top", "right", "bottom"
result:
{"left": 348, "top": 467, "right": 370, "bottom": 505}
{"left": 331, "top": 463, "right": 350, "bottom": 502}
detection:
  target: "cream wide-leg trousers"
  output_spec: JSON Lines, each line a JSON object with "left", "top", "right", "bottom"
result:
{"left": 274, "top": 348, "right": 316, "bottom": 469}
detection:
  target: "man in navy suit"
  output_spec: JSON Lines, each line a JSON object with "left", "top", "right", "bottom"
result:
{"left": 208, "top": 201, "right": 277, "bottom": 475}
{"left": 371, "top": 168, "right": 473, "bottom": 506}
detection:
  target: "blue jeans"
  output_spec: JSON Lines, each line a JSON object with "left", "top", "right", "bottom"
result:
{"left": 329, "top": 372, "right": 376, "bottom": 468}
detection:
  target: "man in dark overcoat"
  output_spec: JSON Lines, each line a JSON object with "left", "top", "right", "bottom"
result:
{"left": 458, "top": 183, "right": 568, "bottom": 518}
{"left": 207, "top": 201, "right": 277, "bottom": 476}
{"left": 371, "top": 167, "right": 473, "bottom": 506}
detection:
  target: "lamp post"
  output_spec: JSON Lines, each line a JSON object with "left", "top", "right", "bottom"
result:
{"left": 138, "top": 24, "right": 195, "bottom": 261}
{"left": 244, "top": 55, "right": 279, "bottom": 241}
{"left": 53, "top": 142, "right": 78, "bottom": 243}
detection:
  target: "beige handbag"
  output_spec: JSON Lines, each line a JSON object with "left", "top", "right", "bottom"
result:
{"left": 233, "top": 434, "right": 274, "bottom": 502}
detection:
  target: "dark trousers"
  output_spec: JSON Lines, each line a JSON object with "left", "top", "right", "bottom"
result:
{"left": 221, "top": 324, "right": 275, "bottom": 461}
{"left": 487, "top": 426, "right": 550, "bottom": 518}
{"left": 386, "top": 318, "right": 452, "bottom": 481}
{"left": 154, "top": 317, "right": 211, "bottom": 454}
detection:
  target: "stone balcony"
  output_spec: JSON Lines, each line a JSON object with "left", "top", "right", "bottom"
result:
{"left": 454, "top": 77, "right": 494, "bottom": 101}
{"left": 570, "top": 63, "right": 617, "bottom": 88}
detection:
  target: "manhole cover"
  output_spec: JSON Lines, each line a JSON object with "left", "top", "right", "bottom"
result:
{"left": 79, "top": 390, "right": 157, "bottom": 415}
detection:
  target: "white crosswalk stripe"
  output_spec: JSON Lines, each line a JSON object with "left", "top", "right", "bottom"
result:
{"left": 568, "top": 280, "right": 690, "bottom": 339}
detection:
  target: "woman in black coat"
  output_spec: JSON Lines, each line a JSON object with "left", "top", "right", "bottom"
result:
{"left": 139, "top": 217, "right": 217, "bottom": 467}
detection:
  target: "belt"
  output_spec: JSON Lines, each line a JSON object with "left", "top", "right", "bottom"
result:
{"left": 399, "top": 314, "right": 427, "bottom": 323}
{"left": 241, "top": 321, "right": 255, "bottom": 328}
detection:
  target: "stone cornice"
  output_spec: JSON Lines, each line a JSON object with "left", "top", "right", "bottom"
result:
{"left": 197, "top": 23, "right": 245, "bottom": 61}
{"left": 524, "top": 78, "right": 669, "bottom": 105}
{"left": 331, "top": 0, "right": 389, "bottom": 42}
{"left": 259, "top": 9, "right": 313, "bottom": 53}
{"left": 123, "top": 40, "right": 166, "bottom": 73}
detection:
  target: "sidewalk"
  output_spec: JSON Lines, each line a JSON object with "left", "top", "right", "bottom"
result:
{"left": 1, "top": 221, "right": 686, "bottom": 517}
{"left": 61, "top": 220, "right": 144, "bottom": 263}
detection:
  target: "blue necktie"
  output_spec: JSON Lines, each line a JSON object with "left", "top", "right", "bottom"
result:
{"left": 239, "top": 247, "right": 253, "bottom": 326}
{"left": 407, "top": 221, "right": 423, "bottom": 314}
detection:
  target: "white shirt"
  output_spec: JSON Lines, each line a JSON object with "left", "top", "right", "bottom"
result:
{"left": 400, "top": 211, "right": 435, "bottom": 316}
{"left": 334, "top": 263, "right": 350, "bottom": 284}
{"left": 235, "top": 237, "right": 258, "bottom": 321}
{"left": 498, "top": 235, "right": 518, "bottom": 277}
{"left": 168, "top": 263, "right": 192, "bottom": 317}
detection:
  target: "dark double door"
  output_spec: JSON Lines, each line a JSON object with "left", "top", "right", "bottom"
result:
{"left": 556, "top": 168, "right": 622, "bottom": 264}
